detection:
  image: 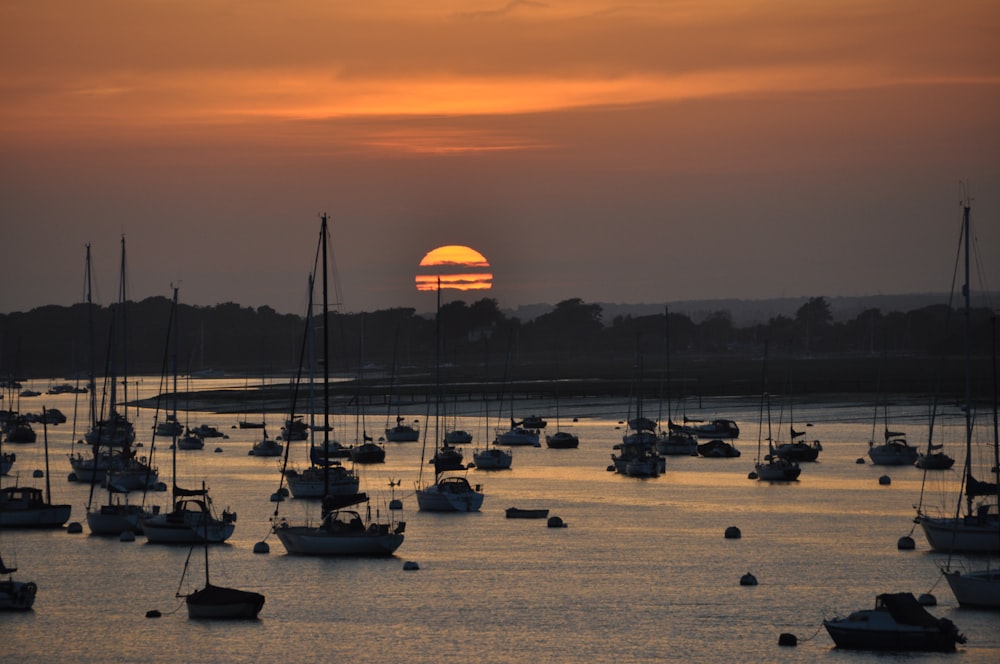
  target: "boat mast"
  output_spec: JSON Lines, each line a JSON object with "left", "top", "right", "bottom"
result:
{"left": 960, "top": 201, "right": 973, "bottom": 520}
{"left": 321, "top": 214, "right": 331, "bottom": 509}
{"left": 85, "top": 244, "right": 97, "bottom": 430}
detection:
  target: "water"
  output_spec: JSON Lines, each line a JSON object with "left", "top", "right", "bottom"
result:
{"left": 3, "top": 379, "right": 998, "bottom": 663}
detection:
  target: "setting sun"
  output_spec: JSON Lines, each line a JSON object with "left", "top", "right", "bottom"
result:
{"left": 416, "top": 245, "right": 493, "bottom": 292}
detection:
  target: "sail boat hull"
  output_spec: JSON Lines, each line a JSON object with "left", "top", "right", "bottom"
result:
{"left": 918, "top": 514, "right": 1000, "bottom": 553}
{"left": 186, "top": 583, "right": 264, "bottom": 619}
{"left": 944, "top": 569, "right": 1000, "bottom": 608}
{"left": 274, "top": 522, "right": 404, "bottom": 555}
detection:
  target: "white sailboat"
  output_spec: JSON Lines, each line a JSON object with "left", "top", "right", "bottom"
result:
{"left": 751, "top": 342, "right": 801, "bottom": 482}
{"left": 918, "top": 199, "right": 999, "bottom": 556}
{"left": 142, "top": 287, "right": 236, "bottom": 545}
{"left": 272, "top": 213, "right": 404, "bottom": 556}
{"left": 416, "top": 282, "right": 485, "bottom": 512}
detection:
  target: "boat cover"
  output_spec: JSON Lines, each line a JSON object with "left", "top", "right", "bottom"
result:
{"left": 878, "top": 593, "right": 941, "bottom": 628}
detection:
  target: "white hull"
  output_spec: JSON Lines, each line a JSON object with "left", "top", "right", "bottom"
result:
{"left": 868, "top": 443, "right": 918, "bottom": 465}
{"left": 285, "top": 467, "right": 360, "bottom": 499}
{"left": 944, "top": 569, "right": 1000, "bottom": 608}
{"left": 495, "top": 428, "right": 539, "bottom": 446}
{"left": 86, "top": 505, "right": 148, "bottom": 535}
{"left": 274, "top": 525, "right": 403, "bottom": 555}
{"left": 919, "top": 515, "right": 1000, "bottom": 553}
{"left": 416, "top": 480, "right": 484, "bottom": 512}
{"left": 473, "top": 448, "right": 512, "bottom": 470}
{"left": 143, "top": 507, "right": 235, "bottom": 544}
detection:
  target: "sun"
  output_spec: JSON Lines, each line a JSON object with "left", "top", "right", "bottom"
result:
{"left": 416, "top": 245, "right": 493, "bottom": 291}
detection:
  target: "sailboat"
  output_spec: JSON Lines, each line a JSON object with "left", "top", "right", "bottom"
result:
{"left": 142, "top": 288, "right": 236, "bottom": 545}
{"left": 473, "top": 346, "right": 514, "bottom": 468}
{"left": 657, "top": 307, "right": 697, "bottom": 456}
{"left": 918, "top": 199, "right": 1000, "bottom": 559}
{"left": 383, "top": 334, "right": 420, "bottom": 443}
{"left": 751, "top": 342, "right": 801, "bottom": 482}
{"left": 768, "top": 357, "right": 821, "bottom": 462}
{"left": 545, "top": 379, "right": 579, "bottom": 449}
{"left": 86, "top": 275, "right": 169, "bottom": 536}
{"left": 867, "top": 349, "right": 919, "bottom": 466}
{"left": 72, "top": 239, "right": 158, "bottom": 492}
{"left": 178, "top": 518, "right": 264, "bottom": 619}
{"left": 416, "top": 281, "right": 485, "bottom": 512}
{"left": 612, "top": 355, "right": 665, "bottom": 477}
{"left": 0, "top": 411, "right": 72, "bottom": 528}
{"left": 271, "top": 213, "right": 404, "bottom": 555}
{"left": 283, "top": 274, "right": 364, "bottom": 503}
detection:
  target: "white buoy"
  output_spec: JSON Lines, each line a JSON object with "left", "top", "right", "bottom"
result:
{"left": 740, "top": 572, "right": 758, "bottom": 586}
{"left": 389, "top": 499, "right": 403, "bottom": 511}
{"left": 214, "top": 447, "right": 223, "bottom": 453}
{"left": 918, "top": 593, "right": 937, "bottom": 606}
{"left": 747, "top": 471, "right": 758, "bottom": 480}
{"left": 33, "top": 469, "right": 44, "bottom": 478}
{"left": 897, "top": 535, "right": 915, "bottom": 550}
{"left": 879, "top": 475, "right": 891, "bottom": 485}
{"left": 253, "top": 541, "right": 270, "bottom": 554}
{"left": 270, "top": 492, "right": 284, "bottom": 502}
{"left": 403, "top": 561, "right": 419, "bottom": 571}
{"left": 66, "top": 522, "right": 83, "bottom": 534}
{"left": 724, "top": 526, "right": 742, "bottom": 539}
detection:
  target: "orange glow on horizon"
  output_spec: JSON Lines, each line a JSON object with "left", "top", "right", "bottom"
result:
{"left": 417, "top": 245, "right": 492, "bottom": 291}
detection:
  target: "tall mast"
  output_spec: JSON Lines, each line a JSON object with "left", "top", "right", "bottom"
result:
{"left": 85, "top": 244, "right": 97, "bottom": 429}
{"left": 961, "top": 201, "right": 973, "bottom": 519}
{"left": 321, "top": 214, "right": 331, "bottom": 504}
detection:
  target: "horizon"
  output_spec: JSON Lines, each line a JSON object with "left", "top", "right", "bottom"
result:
{"left": 1, "top": 2, "right": 998, "bottom": 316}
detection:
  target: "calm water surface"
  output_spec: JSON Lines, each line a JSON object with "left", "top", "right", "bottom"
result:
{"left": 3, "top": 378, "right": 998, "bottom": 663}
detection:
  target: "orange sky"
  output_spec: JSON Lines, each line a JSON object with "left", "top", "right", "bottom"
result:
{"left": 1, "top": 1, "right": 998, "bottom": 315}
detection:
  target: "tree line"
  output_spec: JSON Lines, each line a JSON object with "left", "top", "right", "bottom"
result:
{"left": 1, "top": 296, "right": 994, "bottom": 392}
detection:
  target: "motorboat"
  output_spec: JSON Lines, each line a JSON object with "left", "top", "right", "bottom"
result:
{"left": 0, "top": 555, "right": 36, "bottom": 611}
{"left": 545, "top": 431, "right": 579, "bottom": 449}
{"left": 248, "top": 431, "right": 283, "bottom": 457}
{"left": 753, "top": 456, "right": 801, "bottom": 481}
{"left": 284, "top": 462, "right": 361, "bottom": 500}
{"left": 384, "top": 416, "right": 420, "bottom": 442}
{"left": 769, "top": 437, "right": 821, "bottom": 462}
{"left": 142, "top": 494, "right": 236, "bottom": 544}
{"left": 349, "top": 440, "right": 386, "bottom": 464}
{"left": 823, "top": 592, "right": 965, "bottom": 652}
{"left": 430, "top": 441, "right": 465, "bottom": 472}
{"left": 416, "top": 475, "right": 484, "bottom": 512}
{"left": 190, "top": 424, "right": 225, "bottom": 439}
{"left": 697, "top": 439, "right": 740, "bottom": 458}
{"left": 657, "top": 429, "right": 697, "bottom": 456}
{"left": 495, "top": 424, "right": 540, "bottom": 447}
{"left": 505, "top": 507, "right": 549, "bottom": 519}
{"left": 520, "top": 415, "right": 547, "bottom": 429}
{"left": 0, "top": 485, "right": 72, "bottom": 528}
{"left": 868, "top": 430, "right": 918, "bottom": 465}
{"left": 680, "top": 418, "right": 740, "bottom": 439}
{"left": 472, "top": 446, "right": 512, "bottom": 470}
{"left": 915, "top": 445, "right": 955, "bottom": 470}
{"left": 176, "top": 430, "right": 205, "bottom": 450}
